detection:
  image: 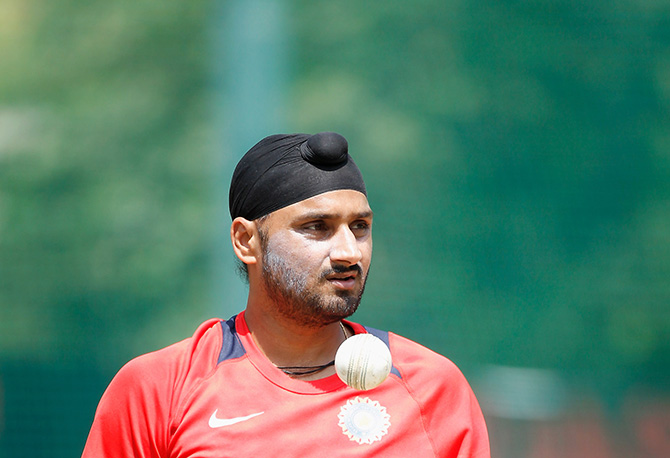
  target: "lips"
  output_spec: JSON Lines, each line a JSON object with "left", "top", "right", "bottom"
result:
{"left": 328, "top": 276, "right": 357, "bottom": 289}
{"left": 325, "top": 269, "right": 359, "bottom": 289}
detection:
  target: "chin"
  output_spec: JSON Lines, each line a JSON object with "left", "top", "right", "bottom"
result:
{"left": 316, "top": 295, "right": 361, "bottom": 323}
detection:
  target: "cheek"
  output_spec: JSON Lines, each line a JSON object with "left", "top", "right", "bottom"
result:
{"left": 361, "top": 240, "right": 373, "bottom": 263}
{"left": 268, "top": 236, "right": 325, "bottom": 267}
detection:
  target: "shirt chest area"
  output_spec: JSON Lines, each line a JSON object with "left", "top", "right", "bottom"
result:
{"left": 167, "top": 363, "right": 433, "bottom": 457}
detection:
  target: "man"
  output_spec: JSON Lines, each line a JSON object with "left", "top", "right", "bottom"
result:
{"left": 82, "top": 132, "right": 490, "bottom": 457}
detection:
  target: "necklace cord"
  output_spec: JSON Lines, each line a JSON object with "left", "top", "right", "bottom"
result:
{"left": 277, "top": 322, "right": 349, "bottom": 376}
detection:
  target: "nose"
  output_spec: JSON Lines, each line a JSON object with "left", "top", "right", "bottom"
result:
{"left": 330, "top": 225, "right": 363, "bottom": 266}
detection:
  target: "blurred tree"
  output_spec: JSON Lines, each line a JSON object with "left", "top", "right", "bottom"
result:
{"left": 4, "top": 1, "right": 670, "bottom": 456}
{"left": 289, "top": 0, "right": 670, "bottom": 395}
{"left": 0, "top": 0, "right": 668, "bottom": 405}
{"left": 0, "top": 0, "right": 216, "bottom": 371}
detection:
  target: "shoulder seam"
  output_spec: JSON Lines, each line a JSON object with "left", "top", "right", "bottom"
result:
{"left": 362, "top": 326, "right": 402, "bottom": 379}
{"left": 168, "top": 320, "right": 228, "bottom": 441}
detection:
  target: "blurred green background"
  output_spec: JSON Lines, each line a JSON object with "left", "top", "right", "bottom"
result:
{"left": 1, "top": 0, "right": 669, "bottom": 456}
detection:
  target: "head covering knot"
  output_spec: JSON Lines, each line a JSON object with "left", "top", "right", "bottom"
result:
{"left": 229, "top": 132, "right": 367, "bottom": 220}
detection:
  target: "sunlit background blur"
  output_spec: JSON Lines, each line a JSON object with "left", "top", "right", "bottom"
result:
{"left": 1, "top": 0, "right": 670, "bottom": 456}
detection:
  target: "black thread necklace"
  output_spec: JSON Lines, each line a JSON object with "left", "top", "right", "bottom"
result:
{"left": 277, "top": 322, "right": 349, "bottom": 376}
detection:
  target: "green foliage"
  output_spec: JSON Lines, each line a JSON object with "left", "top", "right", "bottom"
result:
{"left": 0, "top": 0, "right": 216, "bottom": 369}
{"left": 2, "top": 1, "right": 670, "bottom": 456}
{"left": 289, "top": 0, "right": 670, "bottom": 388}
{"left": 1, "top": 0, "right": 669, "bottom": 391}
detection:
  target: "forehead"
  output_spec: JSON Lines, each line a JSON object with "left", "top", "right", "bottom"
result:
{"left": 264, "top": 189, "right": 372, "bottom": 225}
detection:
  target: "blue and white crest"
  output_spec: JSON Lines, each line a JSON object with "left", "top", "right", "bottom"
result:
{"left": 337, "top": 397, "right": 391, "bottom": 444}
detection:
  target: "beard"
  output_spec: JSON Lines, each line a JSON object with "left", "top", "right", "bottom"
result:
{"left": 260, "top": 240, "right": 368, "bottom": 328}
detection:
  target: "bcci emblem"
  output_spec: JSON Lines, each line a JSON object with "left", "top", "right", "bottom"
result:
{"left": 338, "top": 397, "right": 391, "bottom": 444}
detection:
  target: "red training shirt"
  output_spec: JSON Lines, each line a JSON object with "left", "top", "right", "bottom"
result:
{"left": 82, "top": 312, "right": 490, "bottom": 457}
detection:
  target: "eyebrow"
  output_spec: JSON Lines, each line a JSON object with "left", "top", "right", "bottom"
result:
{"left": 297, "top": 210, "right": 374, "bottom": 221}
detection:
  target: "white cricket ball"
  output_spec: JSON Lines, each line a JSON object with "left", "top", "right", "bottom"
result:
{"left": 335, "top": 333, "right": 392, "bottom": 390}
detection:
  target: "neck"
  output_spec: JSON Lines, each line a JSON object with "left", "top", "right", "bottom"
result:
{"left": 243, "top": 305, "right": 347, "bottom": 379}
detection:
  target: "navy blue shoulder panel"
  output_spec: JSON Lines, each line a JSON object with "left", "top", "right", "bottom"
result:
{"left": 363, "top": 326, "right": 402, "bottom": 379}
{"left": 217, "top": 315, "right": 247, "bottom": 364}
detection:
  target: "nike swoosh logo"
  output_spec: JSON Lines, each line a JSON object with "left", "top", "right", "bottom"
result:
{"left": 208, "top": 409, "right": 265, "bottom": 428}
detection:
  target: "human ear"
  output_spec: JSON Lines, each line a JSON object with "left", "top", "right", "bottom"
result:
{"left": 230, "top": 217, "right": 261, "bottom": 266}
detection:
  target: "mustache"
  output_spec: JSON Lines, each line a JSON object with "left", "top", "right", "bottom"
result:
{"left": 322, "top": 264, "right": 362, "bottom": 277}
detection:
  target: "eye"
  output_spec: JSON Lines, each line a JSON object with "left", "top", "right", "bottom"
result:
{"left": 301, "top": 221, "right": 328, "bottom": 233}
{"left": 350, "top": 220, "right": 371, "bottom": 237}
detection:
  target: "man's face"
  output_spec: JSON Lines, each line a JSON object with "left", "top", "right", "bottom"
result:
{"left": 257, "top": 190, "right": 373, "bottom": 327}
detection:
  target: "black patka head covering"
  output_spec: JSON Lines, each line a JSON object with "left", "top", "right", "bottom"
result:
{"left": 229, "top": 132, "right": 367, "bottom": 220}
